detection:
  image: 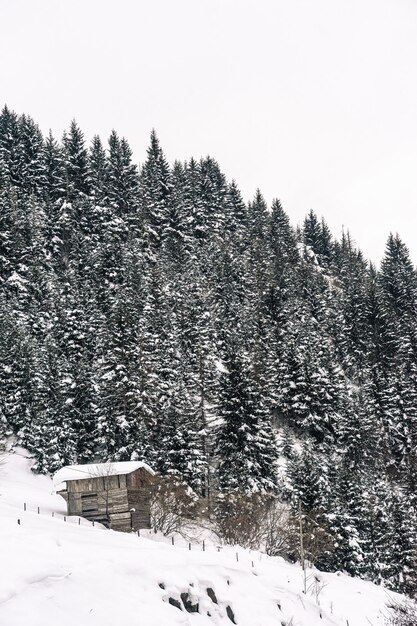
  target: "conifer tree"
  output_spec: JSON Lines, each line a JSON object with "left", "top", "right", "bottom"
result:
{"left": 43, "top": 131, "right": 66, "bottom": 208}
{"left": 303, "top": 210, "right": 333, "bottom": 267}
{"left": 215, "top": 347, "right": 277, "bottom": 493}
{"left": 0, "top": 105, "right": 21, "bottom": 189}
{"left": 140, "top": 130, "right": 171, "bottom": 254}
{"left": 17, "top": 114, "right": 46, "bottom": 196}
{"left": 163, "top": 160, "right": 191, "bottom": 266}
{"left": 62, "top": 120, "right": 90, "bottom": 199}
{"left": 107, "top": 131, "right": 139, "bottom": 217}
{"left": 88, "top": 134, "right": 109, "bottom": 205}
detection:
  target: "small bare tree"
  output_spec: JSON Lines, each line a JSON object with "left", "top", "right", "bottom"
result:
{"left": 284, "top": 504, "right": 334, "bottom": 594}
{"left": 90, "top": 462, "right": 116, "bottom": 523}
{"left": 149, "top": 475, "right": 196, "bottom": 536}
{"left": 286, "top": 506, "right": 334, "bottom": 567}
{"left": 262, "top": 498, "right": 290, "bottom": 557}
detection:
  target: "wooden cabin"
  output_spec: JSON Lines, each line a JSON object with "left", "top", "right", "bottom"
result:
{"left": 53, "top": 461, "right": 155, "bottom": 532}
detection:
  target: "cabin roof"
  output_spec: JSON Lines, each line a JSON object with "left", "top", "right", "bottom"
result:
{"left": 53, "top": 461, "right": 155, "bottom": 491}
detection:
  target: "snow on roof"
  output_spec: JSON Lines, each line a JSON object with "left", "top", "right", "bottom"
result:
{"left": 53, "top": 461, "right": 155, "bottom": 491}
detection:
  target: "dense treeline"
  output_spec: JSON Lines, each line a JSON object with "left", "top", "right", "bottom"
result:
{"left": 1, "top": 105, "right": 417, "bottom": 594}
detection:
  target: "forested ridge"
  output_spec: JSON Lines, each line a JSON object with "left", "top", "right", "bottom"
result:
{"left": 1, "top": 105, "right": 417, "bottom": 594}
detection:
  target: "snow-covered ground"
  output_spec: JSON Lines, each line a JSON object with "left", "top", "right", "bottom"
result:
{"left": 0, "top": 448, "right": 402, "bottom": 626}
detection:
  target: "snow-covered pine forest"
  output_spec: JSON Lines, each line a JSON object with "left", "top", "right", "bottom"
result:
{"left": 1, "top": 105, "right": 416, "bottom": 596}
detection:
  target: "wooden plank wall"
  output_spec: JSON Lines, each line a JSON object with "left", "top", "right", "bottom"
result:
{"left": 60, "top": 468, "right": 152, "bottom": 532}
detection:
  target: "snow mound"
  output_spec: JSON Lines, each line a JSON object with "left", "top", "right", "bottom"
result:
{"left": 0, "top": 448, "right": 402, "bottom": 626}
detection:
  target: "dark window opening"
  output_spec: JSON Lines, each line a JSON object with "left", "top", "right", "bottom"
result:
{"left": 81, "top": 492, "right": 98, "bottom": 514}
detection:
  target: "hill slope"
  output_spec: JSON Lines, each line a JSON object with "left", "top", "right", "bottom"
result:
{"left": 0, "top": 448, "right": 401, "bottom": 626}
{"left": 1, "top": 107, "right": 417, "bottom": 592}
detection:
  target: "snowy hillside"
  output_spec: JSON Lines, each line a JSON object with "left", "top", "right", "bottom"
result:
{"left": 0, "top": 449, "right": 401, "bottom": 626}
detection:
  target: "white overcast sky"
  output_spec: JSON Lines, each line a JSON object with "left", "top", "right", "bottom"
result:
{"left": 1, "top": 0, "right": 417, "bottom": 263}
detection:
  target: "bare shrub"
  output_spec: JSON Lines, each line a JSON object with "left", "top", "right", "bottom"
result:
{"left": 150, "top": 475, "right": 197, "bottom": 536}
{"left": 150, "top": 480, "right": 333, "bottom": 568}
{"left": 211, "top": 492, "right": 290, "bottom": 554}
{"left": 263, "top": 498, "right": 290, "bottom": 556}
{"left": 305, "top": 571, "right": 327, "bottom": 605}
{"left": 211, "top": 492, "right": 266, "bottom": 548}
{"left": 386, "top": 599, "right": 417, "bottom": 626}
